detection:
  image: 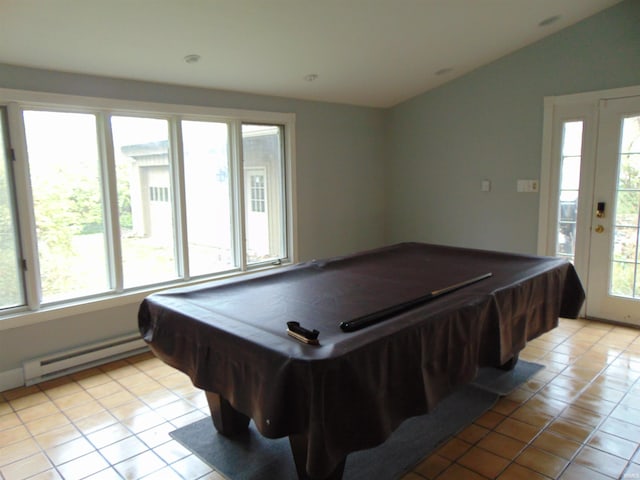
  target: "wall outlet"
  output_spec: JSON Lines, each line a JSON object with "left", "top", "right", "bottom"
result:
{"left": 517, "top": 179, "right": 539, "bottom": 193}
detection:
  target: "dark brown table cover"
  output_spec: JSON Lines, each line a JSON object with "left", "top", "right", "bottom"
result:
{"left": 138, "top": 242, "right": 585, "bottom": 478}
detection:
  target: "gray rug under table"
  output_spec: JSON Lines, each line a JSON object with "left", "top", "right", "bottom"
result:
{"left": 170, "top": 360, "right": 543, "bottom": 480}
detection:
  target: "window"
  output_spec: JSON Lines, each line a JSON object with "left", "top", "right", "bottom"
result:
{"left": 149, "top": 187, "right": 169, "bottom": 202}
{"left": 242, "top": 125, "right": 286, "bottom": 264}
{"left": 182, "top": 120, "right": 233, "bottom": 276}
{"left": 1, "top": 92, "right": 295, "bottom": 315}
{"left": 23, "top": 110, "right": 110, "bottom": 303}
{"left": 111, "top": 116, "right": 177, "bottom": 289}
{"left": 556, "top": 121, "right": 583, "bottom": 263}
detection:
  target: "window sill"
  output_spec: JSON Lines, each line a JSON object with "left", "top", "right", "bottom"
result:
{"left": 0, "top": 262, "right": 291, "bottom": 332}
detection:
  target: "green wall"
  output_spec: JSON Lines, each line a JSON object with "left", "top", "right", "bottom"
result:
{"left": 387, "top": 0, "right": 640, "bottom": 253}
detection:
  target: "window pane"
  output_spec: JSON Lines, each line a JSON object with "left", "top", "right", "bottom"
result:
{"left": 610, "top": 115, "right": 640, "bottom": 298}
{"left": 616, "top": 191, "right": 640, "bottom": 227}
{"left": 561, "top": 121, "right": 583, "bottom": 157}
{"left": 0, "top": 109, "right": 24, "bottom": 309}
{"left": 611, "top": 260, "right": 635, "bottom": 297}
{"left": 618, "top": 153, "right": 640, "bottom": 189}
{"left": 23, "top": 111, "right": 109, "bottom": 302}
{"left": 613, "top": 226, "right": 638, "bottom": 262}
{"left": 242, "top": 124, "right": 286, "bottom": 264}
{"left": 182, "top": 120, "right": 234, "bottom": 276}
{"left": 555, "top": 121, "right": 583, "bottom": 262}
{"left": 560, "top": 156, "right": 581, "bottom": 191}
{"left": 111, "top": 116, "right": 177, "bottom": 288}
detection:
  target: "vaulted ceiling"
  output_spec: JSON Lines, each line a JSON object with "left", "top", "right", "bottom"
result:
{"left": 0, "top": 0, "right": 622, "bottom": 107}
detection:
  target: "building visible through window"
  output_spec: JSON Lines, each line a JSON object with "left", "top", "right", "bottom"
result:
{"left": 149, "top": 186, "right": 169, "bottom": 202}
{"left": 250, "top": 175, "right": 266, "bottom": 212}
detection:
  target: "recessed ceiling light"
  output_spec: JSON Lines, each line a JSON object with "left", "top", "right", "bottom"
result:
{"left": 539, "top": 15, "right": 561, "bottom": 27}
{"left": 184, "top": 54, "right": 201, "bottom": 64}
{"left": 304, "top": 74, "right": 319, "bottom": 82}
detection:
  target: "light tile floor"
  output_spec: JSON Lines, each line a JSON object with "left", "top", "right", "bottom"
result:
{"left": 1, "top": 318, "right": 639, "bottom": 479}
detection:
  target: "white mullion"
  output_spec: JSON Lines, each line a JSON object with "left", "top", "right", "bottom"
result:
{"left": 0, "top": 107, "right": 25, "bottom": 308}
{"left": 230, "top": 121, "right": 247, "bottom": 270}
{"left": 6, "top": 103, "right": 42, "bottom": 310}
{"left": 283, "top": 121, "right": 297, "bottom": 263}
{"left": 170, "top": 117, "right": 189, "bottom": 280}
{"left": 100, "top": 113, "right": 124, "bottom": 292}
{"left": 288, "top": 121, "right": 298, "bottom": 263}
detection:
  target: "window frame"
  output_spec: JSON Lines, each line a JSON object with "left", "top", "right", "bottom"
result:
{"left": 538, "top": 97, "right": 598, "bottom": 285}
{"left": 0, "top": 88, "right": 297, "bottom": 330}
{"left": 0, "top": 106, "right": 26, "bottom": 310}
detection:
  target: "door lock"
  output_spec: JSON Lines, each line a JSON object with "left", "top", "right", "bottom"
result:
{"left": 595, "top": 225, "right": 605, "bottom": 233}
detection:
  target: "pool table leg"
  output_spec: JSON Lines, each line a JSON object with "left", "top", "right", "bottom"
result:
{"left": 205, "top": 391, "right": 250, "bottom": 436}
{"left": 288, "top": 433, "right": 346, "bottom": 480}
{"left": 499, "top": 352, "right": 519, "bottom": 371}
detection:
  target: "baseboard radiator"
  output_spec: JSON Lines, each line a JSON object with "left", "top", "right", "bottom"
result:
{"left": 23, "top": 333, "right": 148, "bottom": 386}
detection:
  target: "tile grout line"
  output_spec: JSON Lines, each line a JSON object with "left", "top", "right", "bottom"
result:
{"left": 438, "top": 320, "right": 640, "bottom": 479}
{"left": 538, "top": 324, "right": 640, "bottom": 478}
{"left": 1, "top": 354, "right": 210, "bottom": 480}
{"left": 531, "top": 323, "right": 640, "bottom": 479}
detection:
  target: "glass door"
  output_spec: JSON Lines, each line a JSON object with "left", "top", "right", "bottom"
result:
{"left": 587, "top": 96, "right": 640, "bottom": 325}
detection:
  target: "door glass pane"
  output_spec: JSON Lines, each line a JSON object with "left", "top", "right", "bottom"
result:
{"left": 556, "top": 121, "right": 583, "bottom": 262}
{"left": 611, "top": 115, "right": 640, "bottom": 297}
{"left": 0, "top": 109, "right": 24, "bottom": 309}
{"left": 23, "top": 111, "right": 109, "bottom": 302}
{"left": 182, "top": 120, "right": 234, "bottom": 276}
{"left": 242, "top": 124, "right": 286, "bottom": 264}
{"left": 111, "top": 116, "right": 177, "bottom": 288}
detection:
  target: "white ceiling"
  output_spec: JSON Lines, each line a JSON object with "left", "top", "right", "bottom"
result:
{"left": 0, "top": 0, "right": 622, "bottom": 108}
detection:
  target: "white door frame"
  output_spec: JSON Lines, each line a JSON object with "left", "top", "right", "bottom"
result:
{"left": 538, "top": 84, "right": 640, "bottom": 319}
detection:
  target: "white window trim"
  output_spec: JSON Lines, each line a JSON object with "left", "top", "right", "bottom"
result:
{"left": 0, "top": 88, "right": 298, "bottom": 331}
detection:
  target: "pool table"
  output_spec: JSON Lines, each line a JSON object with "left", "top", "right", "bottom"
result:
{"left": 138, "top": 242, "right": 585, "bottom": 479}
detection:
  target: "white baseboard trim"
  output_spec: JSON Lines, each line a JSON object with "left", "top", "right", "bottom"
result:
{"left": 0, "top": 368, "right": 25, "bottom": 393}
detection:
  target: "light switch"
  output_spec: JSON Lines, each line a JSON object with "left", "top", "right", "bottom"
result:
{"left": 481, "top": 179, "right": 491, "bottom": 192}
{"left": 517, "top": 180, "right": 527, "bottom": 192}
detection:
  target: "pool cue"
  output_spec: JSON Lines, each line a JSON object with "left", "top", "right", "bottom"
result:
{"left": 339, "top": 272, "right": 493, "bottom": 332}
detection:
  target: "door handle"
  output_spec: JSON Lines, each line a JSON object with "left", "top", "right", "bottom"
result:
{"left": 595, "top": 225, "right": 605, "bottom": 233}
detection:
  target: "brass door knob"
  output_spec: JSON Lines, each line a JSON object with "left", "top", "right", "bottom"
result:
{"left": 595, "top": 225, "right": 605, "bottom": 233}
